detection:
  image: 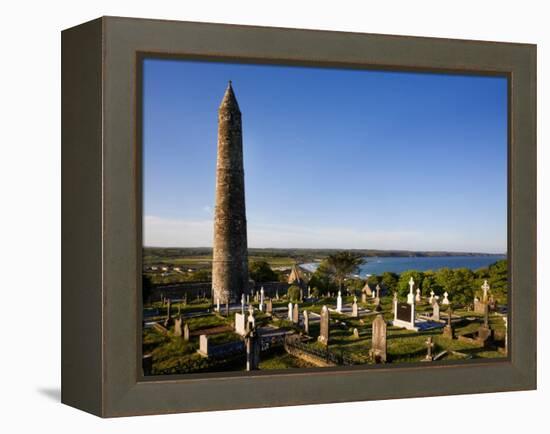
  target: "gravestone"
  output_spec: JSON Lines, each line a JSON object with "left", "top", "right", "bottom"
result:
{"left": 259, "top": 287, "right": 265, "bottom": 311}
{"left": 241, "top": 293, "right": 246, "bottom": 315}
{"left": 376, "top": 284, "right": 381, "bottom": 299}
{"left": 247, "top": 305, "right": 256, "bottom": 330}
{"left": 393, "top": 294, "right": 418, "bottom": 331}
{"left": 442, "top": 291, "right": 450, "bottom": 305}
{"left": 235, "top": 312, "right": 247, "bottom": 336}
{"left": 245, "top": 328, "right": 260, "bottom": 371}
{"left": 288, "top": 302, "right": 293, "bottom": 320}
{"left": 374, "top": 296, "right": 382, "bottom": 312}
{"left": 353, "top": 328, "right": 360, "bottom": 339}
{"left": 198, "top": 335, "right": 209, "bottom": 357}
{"left": 362, "top": 292, "right": 367, "bottom": 304}
{"left": 370, "top": 314, "right": 387, "bottom": 363}
{"left": 429, "top": 290, "right": 435, "bottom": 304}
{"left": 442, "top": 308, "right": 455, "bottom": 339}
{"left": 352, "top": 297, "right": 359, "bottom": 318}
{"left": 183, "top": 322, "right": 190, "bottom": 341}
{"left": 432, "top": 300, "right": 440, "bottom": 321}
{"left": 266, "top": 298, "right": 273, "bottom": 315}
{"left": 164, "top": 299, "right": 173, "bottom": 328}
{"left": 300, "top": 288, "right": 304, "bottom": 302}
{"left": 336, "top": 290, "right": 343, "bottom": 313}
{"left": 303, "top": 310, "right": 309, "bottom": 334}
{"left": 425, "top": 336, "right": 434, "bottom": 361}
{"left": 173, "top": 316, "right": 183, "bottom": 337}
{"left": 318, "top": 305, "right": 330, "bottom": 346}
{"left": 275, "top": 289, "right": 279, "bottom": 300}
{"left": 416, "top": 288, "right": 421, "bottom": 302}
{"left": 397, "top": 302, "right": 412, "bottom": 322}
{"left": 307, "top": 286, "right": 311, "bottom": 298}
{"left": 292, "top": 303, "right": 299, "bottom": 324}
{"left": 476, "top": 304, "right": 493, "bottom": 345}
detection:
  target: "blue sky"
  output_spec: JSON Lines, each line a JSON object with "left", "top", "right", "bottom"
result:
{"left": 142, "top": 58, "right": 507, "bottom": 253}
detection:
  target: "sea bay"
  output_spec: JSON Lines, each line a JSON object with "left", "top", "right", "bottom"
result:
{"left": 301, "top": 255, "right": 506, "bottom": 277}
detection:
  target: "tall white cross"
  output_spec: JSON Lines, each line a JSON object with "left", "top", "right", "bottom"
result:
{"left": 408, "top": 277, "right": 415, "bottom": 294}
{"left": 481, "top": 280, "right": 490, "bottom": 300}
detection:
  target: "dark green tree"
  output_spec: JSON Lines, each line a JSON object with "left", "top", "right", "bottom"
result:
{"left": 249, "top": 260, "right": 278, "bottom": 282}
{"left": 287, "top": 285, "right": 301, "bottom": 302}
{"left": 397, "top": 270, "right": 425, "bottom": 297}
{"left": 381, "top": 271, "right": 399, "bottom": 291}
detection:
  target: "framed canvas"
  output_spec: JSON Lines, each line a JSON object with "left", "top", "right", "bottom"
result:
{"left": 61, "top": 16, "right": 536, "bottom": 417}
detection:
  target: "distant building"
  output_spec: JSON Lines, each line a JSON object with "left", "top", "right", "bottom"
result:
{"left": 288, "top": 264, "right": 305, "bottom": 286}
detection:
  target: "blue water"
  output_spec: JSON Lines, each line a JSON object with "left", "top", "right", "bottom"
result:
{"left": 301, "top": 255, "right": 506, "bottom": 277}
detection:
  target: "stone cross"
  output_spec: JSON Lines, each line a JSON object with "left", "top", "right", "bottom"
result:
{"left": 416, "top": 288, "right": 421, "bottom": 302}
{"left": 407, "top": 278, "right": 415, "bottom": 305}
{"left": 376, "top": 284, "right": 381, "bottom": 299}
{"left": 307, "top": 286, "right": 311, "bottom": 298}
{"left": 370, "top": 314, "right": 387, "bottom": 363}
{"left": 442, "top": 291, "right": 450, "bottom": 305}
{"left": 336, "top": 290, "right": 343, "bottom": 313}
{"left": 303, "top": 310, "right": 309, "bottom": 334}
{"left": 482, "top": 280, "right": 490, "bottom": 302}
{"left": 353, "top": 328, "right": 360, "bottom": 339}
{"left": 318, "top": 305, "right": 330, "bottom": 346}
{"left": 288, "top": 302, "right": 293, "bottom": 321}
{"left": 429, "top": 290, "right": 435, "bottom": 304}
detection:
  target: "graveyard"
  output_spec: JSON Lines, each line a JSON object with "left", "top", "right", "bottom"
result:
{"left": 142, "top": 277, "right": 508, "bottom": 375}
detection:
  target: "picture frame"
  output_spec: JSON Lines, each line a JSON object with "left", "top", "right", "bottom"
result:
{"left": 61, "top": 16, "right": 536, "bottom": 417}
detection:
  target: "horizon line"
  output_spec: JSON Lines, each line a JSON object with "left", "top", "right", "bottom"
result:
{"left": 143, "top": 245, "right": 507, "bottom": 255}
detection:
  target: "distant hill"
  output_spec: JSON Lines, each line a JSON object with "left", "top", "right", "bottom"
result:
{"left": 144, "top": 246, "right": 504, "bottom": 262}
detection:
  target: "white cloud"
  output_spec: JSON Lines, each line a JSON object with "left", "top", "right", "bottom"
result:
{"left": 143, "top": 215, "right": 503, "bottom": 252}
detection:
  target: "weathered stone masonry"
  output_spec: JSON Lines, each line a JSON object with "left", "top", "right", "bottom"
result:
{"left": 212, "top": 82, "right": 249, "bottom": 303}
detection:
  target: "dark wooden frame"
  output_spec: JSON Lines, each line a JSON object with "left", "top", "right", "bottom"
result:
{"left": 62, "top": 16, "right": 537, "bottom": 417}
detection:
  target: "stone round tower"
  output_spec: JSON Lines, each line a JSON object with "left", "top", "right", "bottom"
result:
{"left": 212, "top": 82, "right": 249, "bottom": 304}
